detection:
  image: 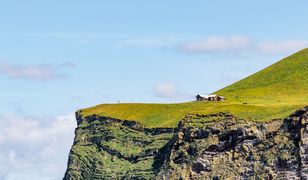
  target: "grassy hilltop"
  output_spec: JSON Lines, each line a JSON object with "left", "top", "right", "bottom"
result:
{"left": 81, "top": 49, "right": 308, "bottom": 128}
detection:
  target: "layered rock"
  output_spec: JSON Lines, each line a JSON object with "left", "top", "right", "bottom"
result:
{"left": 157, "top": 107, "right": 308, "bottom": 179}
{"left": 64, "top": 106, "right": 308, "bottom": 179}
{"left": 64, "top": 113, "right": 174, "bottom": 179}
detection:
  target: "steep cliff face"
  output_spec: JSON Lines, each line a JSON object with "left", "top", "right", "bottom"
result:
{"left": 64, "top": 113, "right": 174, "bottom": 179}
{"left": 157, "top": 109, "right": 308, "bottom": 179}
{"left": 64, "top": 106, "right": 308, "bottom": 179}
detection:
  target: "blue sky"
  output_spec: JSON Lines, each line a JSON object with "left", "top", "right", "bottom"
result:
{"left": 1, "top": 1, "right": 308, "bottom": 179}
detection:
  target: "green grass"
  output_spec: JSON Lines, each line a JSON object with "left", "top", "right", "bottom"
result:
{"left": 81, "top": 48, "right": 308, "bottom": 128}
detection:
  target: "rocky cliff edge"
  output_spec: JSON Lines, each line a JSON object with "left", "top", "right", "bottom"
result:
{"left": 64, "top": 106, "right": 308, "bottom": 179}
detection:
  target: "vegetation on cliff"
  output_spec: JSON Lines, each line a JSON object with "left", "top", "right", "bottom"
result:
{"left": 64, "top": 107, "right": 308, "bottom": 179}
{"left": 81, "top": 48, "right": 308, "bottom": 128}
{"left": 156, "top": 107, "right": 308, "bottom": 179}
{"left": 64, "top": 114, "right": 174, "bottom": 179}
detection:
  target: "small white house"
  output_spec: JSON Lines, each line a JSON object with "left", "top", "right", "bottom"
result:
{"left": 196, "top": 94, "right": 225, "bottom": 101}
{"left": 195, "top": 94, "right": 209, "bottom": 101}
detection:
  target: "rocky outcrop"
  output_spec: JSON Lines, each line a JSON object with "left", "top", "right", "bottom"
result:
{"left": 64, "top": 112, "right": 175, "bottom": 179}
{"left": 157, "top": 107, "right": 308, "bottom": 179}
{"left": 64, "top": 106, "right": 308, "bottom": 179}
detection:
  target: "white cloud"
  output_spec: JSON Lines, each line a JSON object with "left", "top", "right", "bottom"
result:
{"left": 178, "top": 36, "right": 308, "bottom": 55}
{"left": 153, "top": 82, "right": 192, "bottom": 99}
{"left": 116, "top": 34, "right": 308, "bottom": 55}
{"left": 0, "top": 62, "right": 76, "bottom": 81}
{"left": 257, "top": 40, "right": 308, "bottom": 55}
{"left": 154, "top": 83, "right": 177, "bottom": 98}
{"left": 0, "top": 113, "right": 76, "bottom": 180}
{"left": 179, "top": 36, "right": 252, "bottom": 54}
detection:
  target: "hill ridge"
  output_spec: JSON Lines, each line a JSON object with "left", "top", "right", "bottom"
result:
{"left": 81, "top": 49, "right": 308, "bottom": 127}
{"left": 216, "top": 48, "right": 308, "bottom": 104}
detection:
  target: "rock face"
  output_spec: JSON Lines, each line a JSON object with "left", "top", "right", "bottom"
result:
{"left": 64, "top": 106, "right": 308, "bottom": 179}
{"left": 64, "top": 113, "right": 175, "bottom": 179}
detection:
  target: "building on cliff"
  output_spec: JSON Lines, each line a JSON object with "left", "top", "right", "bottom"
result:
{"left": 196, "top": 94, "right": 225, "bottom": 101}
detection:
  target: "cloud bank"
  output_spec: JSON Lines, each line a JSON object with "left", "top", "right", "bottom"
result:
{"left": 178, "top": 36, "right": 308, "bottom": 55}
{"left": 0, "top": 62, "right": 76, "bottom": 81}
{"left": 0, "top": 113, "right": 76, "bottom": 180}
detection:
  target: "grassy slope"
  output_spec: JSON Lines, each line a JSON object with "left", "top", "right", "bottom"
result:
{"left": 81, "top": 49, "right": 308, "bottom": 128}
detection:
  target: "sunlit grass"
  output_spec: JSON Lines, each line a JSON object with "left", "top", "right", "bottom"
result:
{"left": 81, "top": 49, "right": 308, "bottom": 128}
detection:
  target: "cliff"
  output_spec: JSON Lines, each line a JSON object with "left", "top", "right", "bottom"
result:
{"left": 64, "top": 113, "right": 175, "bottom": 179}
{"left": 64, "top": 106, "right": 308, "bottom": 179}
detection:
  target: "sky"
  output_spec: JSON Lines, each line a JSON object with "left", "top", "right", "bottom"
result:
{"left": 1, "top": 1, "right": 308, "bottom": 179}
